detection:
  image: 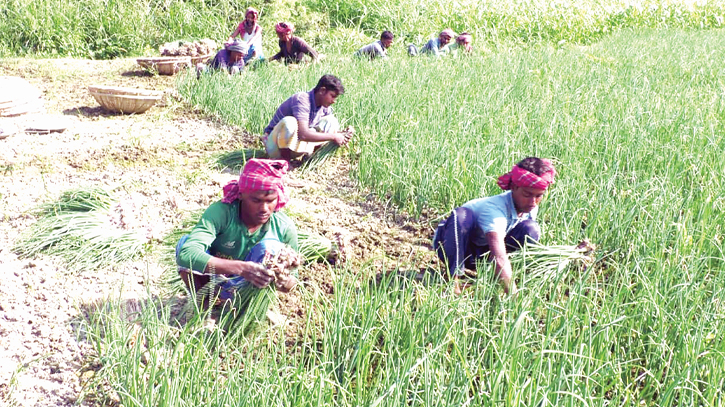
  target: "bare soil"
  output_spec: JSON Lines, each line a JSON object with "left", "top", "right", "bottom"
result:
{"left": 0, "top": 58, "right": 438, "bottom": 406}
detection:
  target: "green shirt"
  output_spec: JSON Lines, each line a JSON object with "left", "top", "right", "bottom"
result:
{"left": 177, "top": 200, "right": 298, "bottom": 273}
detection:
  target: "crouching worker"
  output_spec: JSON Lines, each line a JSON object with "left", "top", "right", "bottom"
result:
{"left": 263, "top": 74, "right": 353, "bottom": 160}
{"left": 432, "top": 157, "right": 557, "bottom": 295}
{"left": 408, "top": 28, "right": 455, "bottom": 57}
{"left": 176, "top": 158, "right": 299, "bottom": 302}
{"left": 354, "top": 30, "right": 394, "bottom": 60}
{"left": 197, "top": 39, "right": 249, "bottom": 77}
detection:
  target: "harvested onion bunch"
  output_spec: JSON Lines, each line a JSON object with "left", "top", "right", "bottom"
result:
{"left": 195, "top": 245, "right": 301, "bottom": 337}
{"left": 263, "top": 245, "right": 301, "bottom": 292}
{"left": 300, "top": 126, "right": 355, "bottom": 173}
{"left": 510, "top": 239, "right": 597, "bottom": 284}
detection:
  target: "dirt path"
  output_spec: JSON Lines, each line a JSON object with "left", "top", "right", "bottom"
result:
{"left": 0, "top": 58, "right": 437, "bottom": 406}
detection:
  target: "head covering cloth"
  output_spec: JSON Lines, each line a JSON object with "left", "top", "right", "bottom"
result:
{"left": 497, "top": 159, "right": 557, "bottom": 191}
{"left": 440, "top": 28, "right": 456, "bottom": 39}
{"left": 222, "top": 159, "right": 289, "bottom": 211}
{"left": 457, "top": 33, "right": 473, "bottom": 44}
{"left": 245, "top": 7, "right": 259, "bottom": 18}
{"left": 275, "top": 22, "right": 295, "bottom": 35}
{"left": 225, "top": 39, "right": 249, "bottom": 54}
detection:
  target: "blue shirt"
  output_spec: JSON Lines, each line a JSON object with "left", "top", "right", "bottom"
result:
{"left": 420, "top": 38, "right": 451, "bottom": 56}
{"left": 461, "top": 191, "right": 537, "bottom": 246}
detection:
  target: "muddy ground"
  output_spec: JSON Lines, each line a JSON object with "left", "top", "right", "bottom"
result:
{"left": 0, "top": 58, "right": 439, "bottom": 406}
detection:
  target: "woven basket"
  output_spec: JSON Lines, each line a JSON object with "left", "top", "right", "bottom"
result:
{"left": 89, "top": 91, "right": 162, "bottom": 114}
{"left": 137, "top": 57, "right": 191, "bottom": 75}
{"left": 87, "top": 85, "right": 163, "bottom": 97}
{"left": 191, "top": 54, "right": 214, "bottom": 65}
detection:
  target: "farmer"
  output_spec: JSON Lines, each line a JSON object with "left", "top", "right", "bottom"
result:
{"left": 354, "top": 31, "right": 394, "bottom": 60}
{"left": 269, "top": 22, "right": 319, "bottom": 64}
{"left": 176, "top": 159, "right": 299, "bottom": 298}
{"left": 226, "top": 7, "right": 264, "bottom": 64}
{"left": 263, "top": 74, "right": 353, "bottom": 160}
{"left": 432, "top": 157, "right": 557, "bottom": 295}
{"left": 407, "top": 28, "right": 456, "bottom": 57}
{"left": 197, "top": 39, "right": 249, "bottom": 76}
{"left": 450, "top": 32, "right": 473, "bottom": 55}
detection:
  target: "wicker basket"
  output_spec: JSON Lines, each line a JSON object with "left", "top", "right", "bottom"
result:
{"left": 89, "top": 89, "right": 163, "bottom": 114}
{"left": 137, "top": 57, "right": 191, "bottom": 75}
{"left": 191, "top": 54, "right": 214, "bottom": 65}
{"left": 87, "top": 85, "right": 163, "bottom": 97}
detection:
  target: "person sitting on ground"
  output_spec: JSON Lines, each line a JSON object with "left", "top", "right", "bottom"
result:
{"left": 226, "top": 7, "right": 264, "bottom": 65}
{"left": 197, "top": 39, "right": 249, "bottom": 76}
{"left": 263, "top": 74, "right": 353, "bottom": 161}
{"left": 269, "top": 22, "right": 319, "bottom": 64}
{"left": 176, "top": 158, "right": 299, "bottom": 299}
{"left": 408, "top": 28, "right": 456, "bottom": 57}
{"left": 450, "top": 32, "right": 473, "bottom": 55}
{"left": 432, "top": 157, "right": 557, "bottom": 295}
{"left": 354, "top": 30, "right": 394, "bottom": 60}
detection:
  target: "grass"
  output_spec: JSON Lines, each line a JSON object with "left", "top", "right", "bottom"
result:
{"left": 158, "top": 27, "right": 725, "bottom": 406}
{"left": 1, "top": 0, "right": 723, "bottom": 57}
{"left": 78, "top": 258, "right": 725, "bottom": 406}
{"left": 6, "top": 1, "right": 722, "bottom": 405}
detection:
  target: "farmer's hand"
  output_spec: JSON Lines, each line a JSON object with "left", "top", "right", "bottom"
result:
{"left": 333, "top": 129, "right": 353, "bottom": 146}
{"left": 237, "top": 261, "right": 275, "bottom": 288}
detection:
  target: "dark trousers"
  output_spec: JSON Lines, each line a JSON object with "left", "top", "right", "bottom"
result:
{"left": 433, "top": 207, "right": 540, "bottom": 276}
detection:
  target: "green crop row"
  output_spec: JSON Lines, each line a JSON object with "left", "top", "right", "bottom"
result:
{"left": 0, "top": 0, "right": 723, "bottom": 58}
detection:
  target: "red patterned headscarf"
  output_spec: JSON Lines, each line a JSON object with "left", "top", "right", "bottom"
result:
{"left": 497, "top": 159, "right": 557, "bottom": 190}
{"left": 275, "top": 22, "right": 295, "bottom": 35}
{"left": 222, "top": 159, "right": 289, "bottom": 211}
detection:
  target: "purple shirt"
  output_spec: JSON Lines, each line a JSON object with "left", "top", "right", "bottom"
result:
{"left": 209, "top": 49, "right": 245, "bottom": 73}
{"left": 264, "top": 90, "right": 333, "bottom": 134}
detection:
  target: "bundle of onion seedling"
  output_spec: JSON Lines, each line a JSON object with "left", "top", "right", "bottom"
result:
{"left": 298, "top": 229, "right": 347, "bottom": 265}
{"left": 13, "top": 188, "right": 148, "bottom": 272}
{"left": 509, "top": 239, "right": 597, "bottom": 283}
{"left": 196, "top": 246, "right": 301, "bottom": 337}
{"left": 215, "top": 148, "right": 267, "bottom": 171}
{"left": 299, "top": 126, "right": 354, "bottom": 173}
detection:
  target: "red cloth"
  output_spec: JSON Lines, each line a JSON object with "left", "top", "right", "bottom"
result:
{"left": 222, "top": 159, "right": 289, "bottom": 210}
{"left": 497, "top": 159, "right": 556, "bottom": 190}
{"left": 275, "top": 22, "right": 294, "bottom": 35}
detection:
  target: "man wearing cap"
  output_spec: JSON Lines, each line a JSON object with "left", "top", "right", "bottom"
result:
{"left": 408, "top": 28, "right": 456, "bottom": 57}
{"left": 263, "top": 74, "right": 353, "bottom": 160}
{"left": 432, "top": 157, "right": 557, "bottom": 294}
{"left": 176, "top": 159, "right": 299, "bottom": 298}
{"left": 198, "top": 39, "right": 249, "bottom": 76}
{"left": 354, "top": 31, "right": 394, "bottom": 60}
{"left": 269, "top": 22, "right": 319, "bottom": 64}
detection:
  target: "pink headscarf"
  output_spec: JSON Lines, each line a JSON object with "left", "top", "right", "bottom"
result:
{"left": 440, "top": 28, "right": 456, "bottom": 39}
{"left": 497, "top": 159, "right": 557, "bottom": 190}
{"left": 245, "top": 7, "right": 259, "bottom": 18}
{"left": 275, "top": 22, "right": 295, "bottom": 35}
{"left": 222, "top": 159, "right": 289, "bottom": 211}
